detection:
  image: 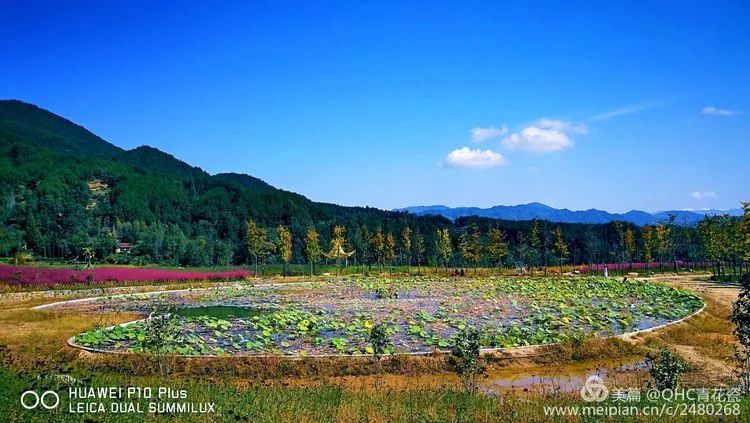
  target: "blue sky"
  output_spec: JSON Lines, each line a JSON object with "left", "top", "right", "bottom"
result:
{"left": 2, "top": 1, "right": 748, "bottom": 212}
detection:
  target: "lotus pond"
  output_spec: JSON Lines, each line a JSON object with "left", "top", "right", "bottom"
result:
{"left": 61, "top": 276, "right": 702, "bottom": 356}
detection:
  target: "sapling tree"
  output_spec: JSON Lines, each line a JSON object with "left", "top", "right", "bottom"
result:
{"left": 144, "top": 305, "right": 178, "bottom": 376}
{"left": 646, "top": 348, "right": 687, "bottom": 390}
{"left": 368, "top": 323, "right": 391, "bottom": 388}
{"left": 450, "top": 327, "right": 484, "bottom": 394}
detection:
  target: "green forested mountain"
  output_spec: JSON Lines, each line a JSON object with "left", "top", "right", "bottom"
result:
{"left": 0, "top": 100, "right": 451, "bottom": 266}
{"left": 0, "top": 100, "right": 123, "bottom": 158}
{"left": 0, "top": 99, "right": 706, "bottom": 268}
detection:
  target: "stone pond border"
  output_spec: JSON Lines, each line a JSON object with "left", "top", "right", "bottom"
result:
{"left": 27, "top": 280, "right": 707, "bottom": 359}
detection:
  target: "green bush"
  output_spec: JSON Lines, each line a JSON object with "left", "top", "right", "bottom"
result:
{"left": 450, "top": 327, "right": 484, "bottom": 394}
{"left": 646, "top": 348, "right": 687, "bottom": 390}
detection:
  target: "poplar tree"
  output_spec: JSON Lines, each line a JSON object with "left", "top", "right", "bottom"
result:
{"left": 655, "top": 223, "right": 671, "bottom": 272}
{"left": 459, "top": 223, "right": 482, "bottom": 274}
{"left": 247, "top": 219, "right": 272, "bottom": 276}
{"left": 552, "top": 226, "right": 569, "bottom": 275}
{"left": 372, "top": 227, "right": 385, "bottom": 268}
{"left": 413, "top": 231, "right": 426, "bottom": 274}
{"left": 305, "top": 227, "right": 321, "bottom": 276}
{"left": 436, "top": 228, "right": 452, "bottom": 274}
{"left": 401, "top": 226, "right": 412, "bottom": 269}
{"left": 624, "top": 227, "right": 636, "bottom": 270}
{"left": 529, "top": 220, "right": 542, "bottom": 275}
{"left": 516, "top": 231, "right": 531, "bottom": 274}
{"left": 276, "top": 225, "right": 292, "bottom": 277}
{"left": 325, "top": 226, "right": 353, "bottom": 275}
{"left": 613, "top": 221, "right": 626, "bottom": 269}
{"left": 642, "top": 225, "right": 655, "bottom": 273}
{"left": 487, "top": 227, "right": 509, "bottom": 272}
{"left": 385, "top": 232, "right": 396, "bottom": 273}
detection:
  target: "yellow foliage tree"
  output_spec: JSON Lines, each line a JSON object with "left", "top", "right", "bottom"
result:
{"left": 401, "top": 226, "right": 412, "bottom": 269}
{"left": 276, "top": 225, "right": 292, "bottom": 277}
{"left": 305, "top": 228, "right": 322, "bottom": 276}
{"left": 324, "top": 226, "right": 354, "bottom": 275}
{"left": 552, "top": 226, "right": 569, "bottom": 275}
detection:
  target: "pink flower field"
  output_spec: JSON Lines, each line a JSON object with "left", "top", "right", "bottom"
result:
{"left": 0, "top": 264, "right": 252, "bottom": 286}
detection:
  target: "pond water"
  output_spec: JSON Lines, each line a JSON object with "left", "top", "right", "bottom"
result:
{"left": 59, "top": 276, "right": 704, "bottom": 357}
{"left": 278, "top": 357, "right": 649, "bottom": 395}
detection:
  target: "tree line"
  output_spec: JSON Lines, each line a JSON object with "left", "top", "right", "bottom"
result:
{"left": 243, "top": 204, "right": 750, "bottom": 277}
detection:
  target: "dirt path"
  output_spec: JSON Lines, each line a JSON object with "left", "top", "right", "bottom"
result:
{"left": 629, "top": 274, "right": 739, "bottom": 384}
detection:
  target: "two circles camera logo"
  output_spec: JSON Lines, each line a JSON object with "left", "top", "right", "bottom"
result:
{"left": 20, "top": 390, "right": 60, "bottom": 410}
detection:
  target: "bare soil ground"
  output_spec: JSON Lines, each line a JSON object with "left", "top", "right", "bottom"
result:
{"left": 630, "top": 274, "right": 738, "bottom": 385}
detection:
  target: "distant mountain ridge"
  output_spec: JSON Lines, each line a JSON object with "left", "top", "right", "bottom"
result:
{"left": 397, "top": 202, "right": 742, "bottom": 225}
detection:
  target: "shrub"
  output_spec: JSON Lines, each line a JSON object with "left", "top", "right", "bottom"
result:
{"left": 368, "top": 323, "right": 391, "bottom": 359}
{"left": 646, "top": 348, "right": 687, "bottom": 390}
{"left": 732, "top": 273, "right": 750, "bottom": 393}
{"left": 368, "top": 323, "right": 391, "bottom": 387}
{"left": 144, "top": 305, "right": 178, "bottom": 376}
{"left": 10, "top": 251, "right": 32, "bottom": 266}
{"left": 450, "top": 327, "right": 484, "bottom": 394}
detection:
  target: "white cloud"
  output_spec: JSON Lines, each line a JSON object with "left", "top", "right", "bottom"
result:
{"left": 589, "top": 101, "right": 663, "bottom": 121}
{"left": 702, "top": 106, "right": 740, "bottom": 117}
{"left": 444, "top": 146, "right": 508, "bottom": 169}
{"left": 690, "top": 190, "right": 717, "bottom": 200}
{"left": 502, "top": 119, "right": 586, "bottom": 153}
{"left": 470, "top": 126, "right": 508, "bottom": 142}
